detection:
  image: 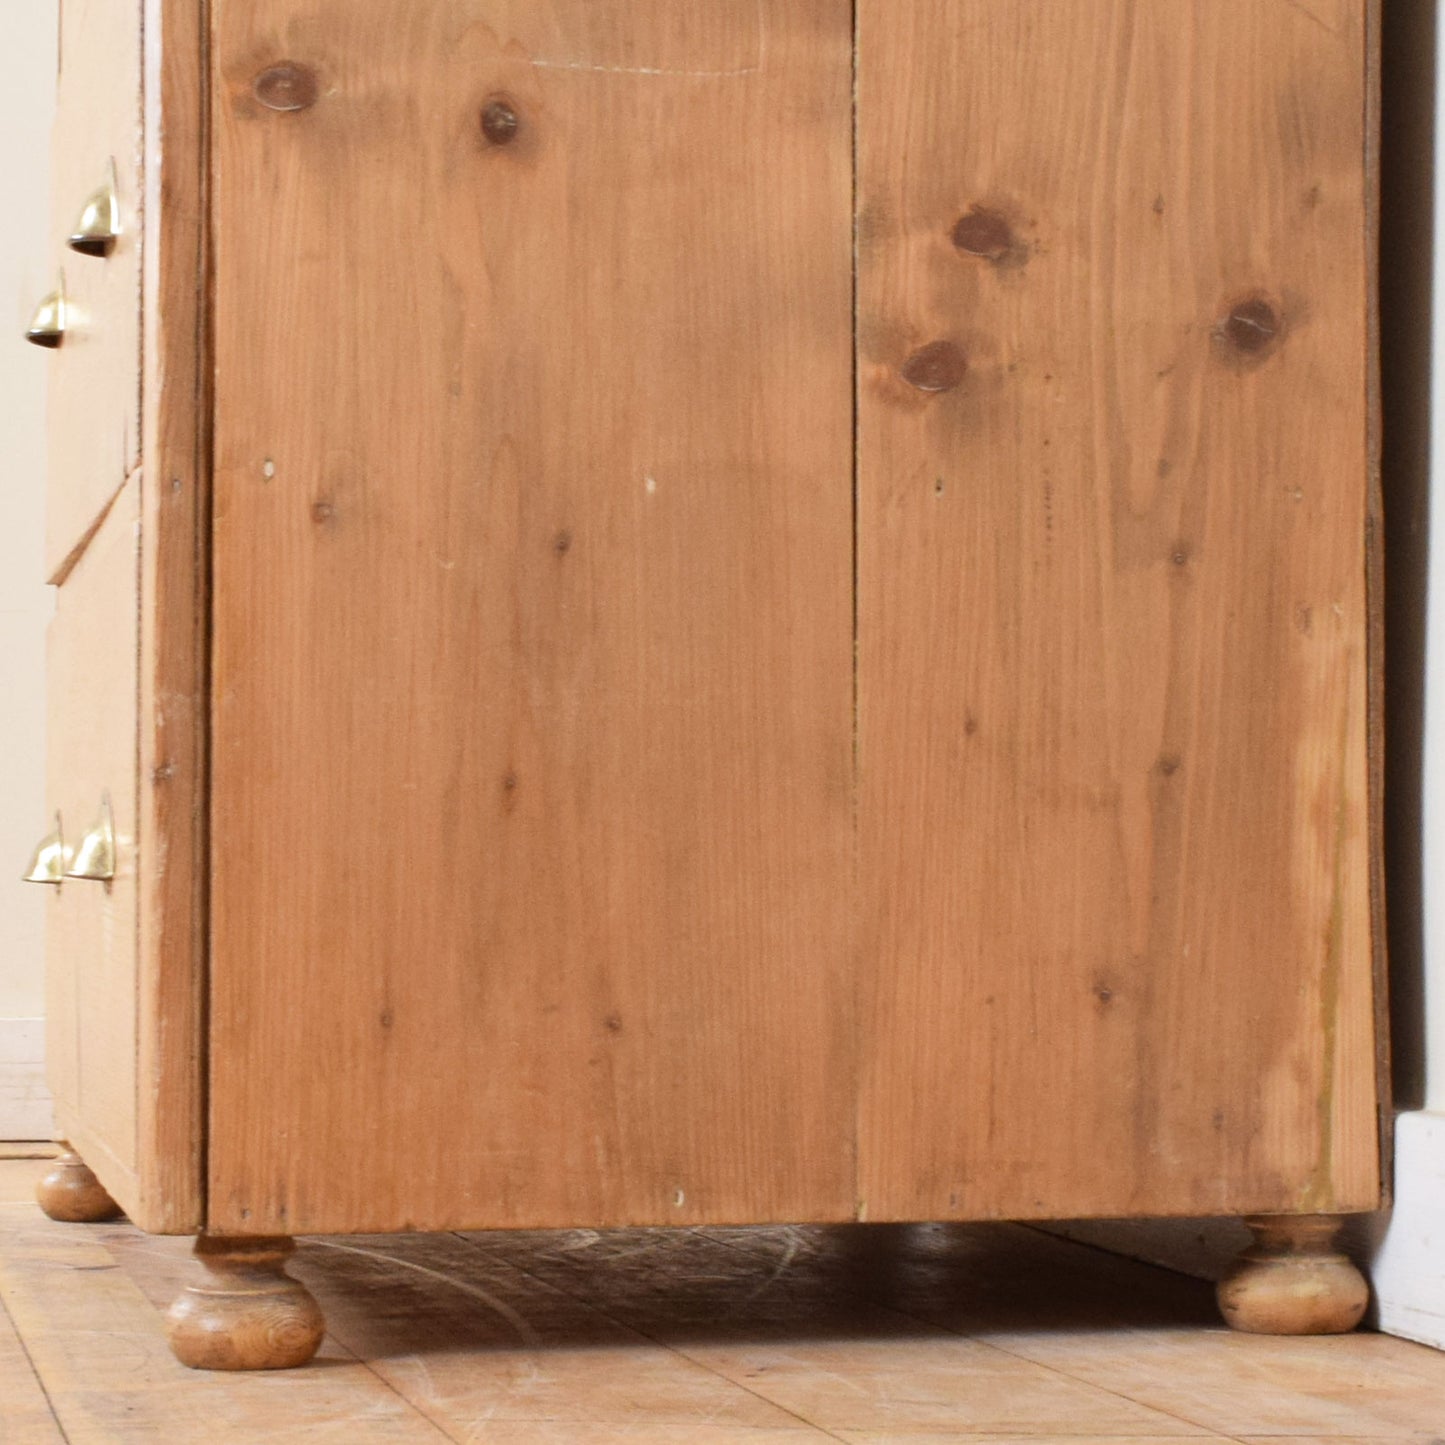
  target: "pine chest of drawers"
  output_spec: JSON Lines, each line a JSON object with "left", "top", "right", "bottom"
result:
{"left": 25, "top": 0, "right": 1386, "bottom": 1368}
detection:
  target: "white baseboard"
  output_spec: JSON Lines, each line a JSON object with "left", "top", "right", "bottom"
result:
{"left": 1043, "top": 1111, "right": 1445, "bottom": 1352}
{"left": 0, "top": 1019, "right": 52, "bottom": 1141}
{"left": 1370, "top": 1110, "right": 1445, "bottom": 1350}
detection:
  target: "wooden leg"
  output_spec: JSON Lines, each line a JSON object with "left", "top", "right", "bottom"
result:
{"left": 165, "top": 1236, "right": 325, "bottom": 1370}
{"left": 35, "top": 1145, "right": 122, "bottom": 1223}
{"left": 1217, "top": 1215, "right": 1369, "bottom": 1335}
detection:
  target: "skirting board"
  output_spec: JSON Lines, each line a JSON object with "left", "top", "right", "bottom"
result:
{"left": 0, "top": 1019, "right": 52, "bottom": 1141}
{"left": 1370, "top": 1111, "right": 1445, "bottom": 1350}
{"left": 1044, "top": 1110, "right": 1445, "bottom": 1352}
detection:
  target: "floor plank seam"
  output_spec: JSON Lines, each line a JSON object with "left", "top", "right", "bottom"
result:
{"left": 0, "top": 1249, "right": 74, "bottom": 1443}
{"left": 959, "top": 1329, "right": 1240, "bottom": 1442}
{"left": 337, "top": 1346, "right": 467, "bottom": 1444}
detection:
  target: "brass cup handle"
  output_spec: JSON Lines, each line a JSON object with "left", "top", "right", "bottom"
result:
{"left": 66, "top": 794, "right": 116, "bottom": 883}
{"left": 21, "top": 813, "right": 69, "bottom": 886}
{"left": 24, "top": 271, "right": 67, "bottom": 348}
{"left": 67, "top": 163, "right": 120, "bottom": 259}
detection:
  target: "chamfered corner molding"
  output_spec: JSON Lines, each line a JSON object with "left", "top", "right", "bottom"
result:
{"left": 67, "top": 161, "right": 121, "bottom": 258}
{"left": 24, "top": 271, "right": 68, "bottom": 348}
{"left": 66, "top": 794, "right": 116, "bottom": 883}
{"left": 21, "top": 814, "right": 69, "bottom": 886}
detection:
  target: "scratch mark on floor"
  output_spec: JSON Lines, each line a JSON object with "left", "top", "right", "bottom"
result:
{"left": 307, "top": 1240, "right": 543, "bottom": 1348}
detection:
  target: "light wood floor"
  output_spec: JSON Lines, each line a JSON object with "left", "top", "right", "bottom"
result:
{"left": 2, "top": 1158, "right": 1443, "bottom": 1443}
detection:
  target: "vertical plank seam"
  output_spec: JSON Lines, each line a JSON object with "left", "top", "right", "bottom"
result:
{"left": 198, "top": 0, "right": 216, "bottom": 1233}
{"left": 849, "top": 0, "right": 864, "bottom": 1226}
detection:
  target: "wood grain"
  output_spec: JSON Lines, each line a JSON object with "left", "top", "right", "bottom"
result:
{"left": 165, "top": 1238, "right": 324, "bottom": 1371}
{"left": 51, "top": 0, "right": 1381, "bottom": 1238}
{"left": 44, "top": 0, "right": 143, "bottom": 581}
{"left": 1216, "top": 1215, "right": 1370, "bottom": 1335}
{"left": 207, "top": 0, "right": 857, "bottom": 1233}
{"left": 856, "top": 0, "right": 1381, "bottom": 1221}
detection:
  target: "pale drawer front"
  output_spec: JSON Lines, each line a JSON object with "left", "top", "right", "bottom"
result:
{"left": 40, "top": 0, "right": 143, "bottom": 579}
{"left": 42, "top": 474, "right": 140, "bottom": 1176}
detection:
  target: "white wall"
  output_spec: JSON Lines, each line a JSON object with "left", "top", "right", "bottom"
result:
{"left": 0, "top": 0, "right": 59, "bottom": 1136}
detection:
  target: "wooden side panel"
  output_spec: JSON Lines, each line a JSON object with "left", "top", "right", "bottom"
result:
{"left": 857, "top": 0, "right": 1381, "bottom": 1219}
{"left": 208, "top": 0, "right": 856, "bottom": 1234}
{"left": 45, "top": 0, "right": 143, "bottom": 580}
{"left": 46, "top": 477, "right": 141, "bottom": 1204}
{"left": 128, "top": 0, "right": 210, "bottom": 1232}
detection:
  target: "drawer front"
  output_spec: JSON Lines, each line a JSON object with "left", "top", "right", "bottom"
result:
{"left": 43, "top": 474, "right": 140, "bottom": 1186}
{"left": 42, "top": 0, "right": 143, "bottom": 579}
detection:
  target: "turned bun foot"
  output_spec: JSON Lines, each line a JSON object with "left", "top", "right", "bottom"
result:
{"left": 35, "top": 1147, "right": 122, "bottom": 1223}
{"left": 1217, "top": 1214, "right": 1369, "bottom": 1335}
{"left": 165, "top": 1236, "right": 325, "bottom": 1370}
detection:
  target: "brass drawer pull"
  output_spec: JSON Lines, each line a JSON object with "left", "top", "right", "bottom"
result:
{"left": 24, "top": 271, "right": 67, "bottom": 348}
{"left": 21, "top": 814, "right": 69, "bottom": 886}
{"left": 66, "top": 794, "right": 116, "bottom": 883}
{"left": 68, "top": 163, "right": 120, "bottom": 258}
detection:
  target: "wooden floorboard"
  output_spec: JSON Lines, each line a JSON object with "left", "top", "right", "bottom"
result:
{"left": 0, "top": 1286, "right": 66, "bottom": 1444}
{"left": 3, "top": 1159, "right": 1445, "bottom": 1442}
